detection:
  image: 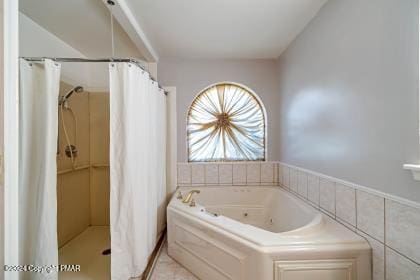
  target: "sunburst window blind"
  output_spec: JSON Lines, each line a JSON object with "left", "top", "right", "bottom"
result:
{"left": 187, "top": 83, "right": 266, "bottom": 162}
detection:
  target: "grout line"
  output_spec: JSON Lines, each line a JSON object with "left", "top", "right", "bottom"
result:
{"left": 333, "top": 182, "right": 337, "bottom": 219}
{"left": 216, "top": 163, "right": 220, "bottom": 185}
{"left": 230, "top": 164, "right": 233, "bottom": 186}
{"left": 384, "top": 242, "right": 387, "bottom": 280}
{"left": 385, "top": 246, "right": 420, "bottom": 267}
{"left": 317, "top": 176, "right": 320, "bottom": 208}
{"left": 357, "top": 228, "right": 384, "bottom": 245}
{"left": 383, "top": 197, "right": 387, "bottom": 279}
{"left": 383, "top": 197, "right": 387, "bottom": 246}
{"left": 272, "top": 163, "right": 275, "bottom": 184}
{"left": 245, "top": 163, "right": 248, "bottom": 185}
{"left": 355, "top": 189, "right": 358, "bottom": 229}
{"left": 190, "top": 164, "right": 193, "bottom": 185}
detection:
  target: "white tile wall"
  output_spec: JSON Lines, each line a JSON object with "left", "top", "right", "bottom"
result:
{"left": 191, "top": 164, "right": 205, "bottom": 185}
{"left": 385, "top": 200, "right": 420, "bottom": 264}
{"left": 246, "top": 163, "right": 261, "bottom": 184}
{"left": 297, "top": 171, "right": 308, "bottom": 198}
{"left": 289, "top": 168, "right": 298, "bottom": 193}
{"left": 177, "top": 163, "right": 191, "bottom": 185}
{"left": 307, "top": 174, "right": 320, "bottom": 206}
{"left": 282, "top": 166, "right": 290, "bottom": 188}
{"left": 218, "top": 164, "right": 233, "bottom": 185}
{"left": 273, "top": 163, "right": 279, "bottom": 184}
{"left": 336, "top": 183, "right": 356, "bottom": 226}
{"left": 205, "top": 164, "right": 219, "bottom": 185}
{"left": 357, "top": 190, "right": 385, "bottom": 242}
{"left": 176, "top": 162, "right": 420, "bottom": 279}
{"left": 178, "top": 162, "right": 281, "bottom": 187}
{"left": 232, "top": 163, "right": 247, "bottom": 185}
{"left": 261, "top": 162, "right": 274, "bottom": 183}
{"left": 319, "top": 178, "right": 335, "bottom": 216}
{"left": 386, "top": 248, "right": 420, "bottom": 280}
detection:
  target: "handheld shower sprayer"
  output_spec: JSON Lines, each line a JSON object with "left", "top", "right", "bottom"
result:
{"left": 59, "top": 86, "right": 84, "bottom": 105}
{"left": 59, "top": 85, "right": 83, "bottom": 168}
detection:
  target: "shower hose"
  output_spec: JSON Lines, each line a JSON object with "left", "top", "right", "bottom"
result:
{"left": 60, "top": 102, "right": 78, "bottom": 169}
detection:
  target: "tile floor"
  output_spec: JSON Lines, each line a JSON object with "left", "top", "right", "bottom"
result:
{"left": 58, "top": 226, "right": 111, "bottom": 280}
{"left": 149, "top": 243, "right": 198, "bottom": 280}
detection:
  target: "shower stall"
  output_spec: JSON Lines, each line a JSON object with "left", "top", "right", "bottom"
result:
{"left": 56, "top": 80, "right": 111, "bottom": 280}
{"left": 17, "top": 58, "right": 170, "bottom": 280}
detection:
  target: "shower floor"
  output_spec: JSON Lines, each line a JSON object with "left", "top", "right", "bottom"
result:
{"left": 58, "top": 226, "right": 196, "bottom": 280}
{"left": 58, "top": 226, "right": 111, "bottom": 280}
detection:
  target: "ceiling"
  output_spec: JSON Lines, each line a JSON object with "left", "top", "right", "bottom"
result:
{"left": 19, "top": 0, "right": 143, "bottom": 58}
{"left": 125, "top": 0, "right": 328, "bottom": 59}
{"left": 20, "top": 0, "right": 328, "bottom": 60}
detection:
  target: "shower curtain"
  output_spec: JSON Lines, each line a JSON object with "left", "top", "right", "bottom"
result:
{"left": 19, "top": 59, "right": 61, "bottom": 280}
{"left": 109, "top": 63, "right": 167, "bottom": 280}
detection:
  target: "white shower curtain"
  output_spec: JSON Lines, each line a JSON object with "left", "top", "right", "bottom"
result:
{"left": 19, "top": 59, "right": 61, "bottom": 280}
{"left": 109, "top": 63, "right": 167, "bottom": 280}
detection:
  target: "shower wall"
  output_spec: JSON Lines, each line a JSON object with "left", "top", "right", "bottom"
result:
{"left": 89, "top": 92, "right": 110, "bottom": 226}
{"left": 57, "top": 82, "right": 110, "bottom": 247}
{"left": 57, "top": 82, "right": 90, "bottom": 247}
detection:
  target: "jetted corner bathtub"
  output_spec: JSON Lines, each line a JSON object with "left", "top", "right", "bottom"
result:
{"left": 167, "top": 186, "right": 371, "bottom": 280}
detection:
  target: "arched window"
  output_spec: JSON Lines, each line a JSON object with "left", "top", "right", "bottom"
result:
{"left": 187, "top": 82, "right": 266, "bottom": 162}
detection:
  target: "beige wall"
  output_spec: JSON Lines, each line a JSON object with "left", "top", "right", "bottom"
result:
{"left": 89, "top": 92, "right": 110, "bottom": 226}
{"left": 57, "top": 82, "right": 110, "bottom": 247}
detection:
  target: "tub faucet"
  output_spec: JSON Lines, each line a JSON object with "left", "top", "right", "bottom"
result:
{"left": 182, "top": 190, "right": 200, "bottom": 204}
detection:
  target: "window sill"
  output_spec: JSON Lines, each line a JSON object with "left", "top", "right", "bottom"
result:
{"left": 403, "top": 164, "right": 420, "bottom": 181}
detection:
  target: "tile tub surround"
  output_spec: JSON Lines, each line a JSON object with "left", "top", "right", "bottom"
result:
{"left": 386, "top": 248, "right": 420, "bottom": 280}
{"left": 357, "top": 190, "right": 385, "bottom": 242}
{"left": 232, "top": 163, "right": 247, "bottom": 185}
{"left": 246, "top": 162, "right": 261, "bottom": 184}
{"left": 205, "top": 164, "right": 219, "bottom": 185}
{"left": 218, "top": 164, "right": 233, "bottom": 185}
{"left": 385, "top": 200, "right": 420, "bottom": 264}
{"left": 191, "top": 164, "right": 205, "bottom": 185}
{"left": 278, "top": 162, "right": 420, "bottom": 280}
{"left": 297, "top": 171, "right": 308, "bottom": 199}
{"left": 177, "top": 162, "right": 280, "bottom": 186}
{"left": 336, "top": 183, "right": 356, "bottom": 227}
{"left": 319, "top": 178, "right": 336, "bottom": 217}
{"left": 176, "top": 161, "right": 420, "bottom": 278}
{"left": 307, "top": 174, "right": 320, "bottom": 206}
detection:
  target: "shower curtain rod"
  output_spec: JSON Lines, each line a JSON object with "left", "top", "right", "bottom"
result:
{"left": 20, "top": 57, "right": 168, "bottom": 95}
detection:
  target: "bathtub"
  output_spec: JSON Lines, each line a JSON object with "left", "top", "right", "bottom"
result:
{"left": 167, "top": 186, "right": 371, "bottom": 280}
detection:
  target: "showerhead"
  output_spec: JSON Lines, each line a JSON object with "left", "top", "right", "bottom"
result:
{"left": 59, "top": 86, "right": 84, "bottom": 105}
{"left": 74, "top": 86, "right": 84, "bottom": 93}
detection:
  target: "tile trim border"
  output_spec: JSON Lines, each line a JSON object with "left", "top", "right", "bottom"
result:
{"left": 279, "top": 162, "right": 420, "bottom": 210}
